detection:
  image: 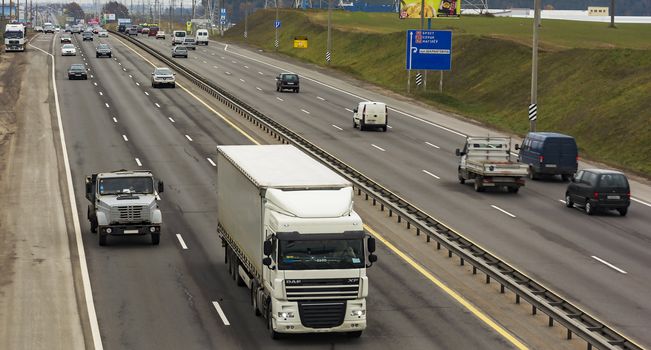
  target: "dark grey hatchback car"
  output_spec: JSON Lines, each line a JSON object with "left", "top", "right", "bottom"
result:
{"left": 565, "top": 169, "right": 630, "bottom": 216}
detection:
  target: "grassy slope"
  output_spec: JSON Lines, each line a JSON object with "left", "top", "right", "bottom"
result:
{"left": 224, "top": 10, "right": 651, "bottom": 176}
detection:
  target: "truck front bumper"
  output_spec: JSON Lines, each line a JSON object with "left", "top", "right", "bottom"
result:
{"left": 271, "top": 298, "right": 367, "bottom": 334}
{"left": 99, "top": 225, "right": 161, "bottom": 236}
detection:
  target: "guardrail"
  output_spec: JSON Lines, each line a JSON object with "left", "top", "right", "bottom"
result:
{"left": 112, "top": 30, "right": 644, "bottom": 350}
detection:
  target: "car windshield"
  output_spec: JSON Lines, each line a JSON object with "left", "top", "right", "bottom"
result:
{"left": 98, "top": 44, "right": 109, "bottom": 49}
{"left": 176, "top": 47, "right": 187, "bottom": 52}
{"left": 70, "top": 65, "right": 85, "bottom": 71}
{"left": 5, "top": 31, "right": 24, "bottom": 39}
{"left": 175, "top": 32, "right": 186, "bottom": 37}
{"left": 598, "top": 174, "right": 628, "bottom": 188}
{"left": 62, "top": 44, "right": 74, "bottom": 49}
{"left": 98, "top": 177, "right": 154, "bottom": 195}
{"left": 155, "top": 68, "right": 172, "bottom": 75}
{"left": 278, "top": 238, "right": 365, "bottom": 270}
{"left": 282, "top": 74, "right": 298, "bottom": 82}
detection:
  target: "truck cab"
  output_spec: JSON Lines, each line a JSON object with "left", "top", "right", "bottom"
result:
{"left": 172, "top": 30, "right": 186, "bottom": 45}
{"left": 85, "top": 170, "right": 164, "bottom": 246}
{"left": 4, "top": 24, "right": 26, "bottom": 52}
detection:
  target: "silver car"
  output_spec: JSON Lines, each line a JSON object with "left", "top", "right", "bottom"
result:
{"left": 151, "top": 67, "right": 176, "bottom": 88}
{"left": 171, "top": 46, "right": 188, "bottom": 58}
{"left": 61, "top": 44, "right": 77, "bottom": 56}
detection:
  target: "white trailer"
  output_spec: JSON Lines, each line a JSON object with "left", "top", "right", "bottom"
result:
{"left": 4, "top": 24, "right": 26, "bottom": 52}
{"left": 217, "top": 145, "right": 377, "bottom": 339}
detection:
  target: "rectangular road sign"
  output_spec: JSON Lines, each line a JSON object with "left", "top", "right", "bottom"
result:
{"left": 405, "top": 30, "right": 452, "bottom": 71}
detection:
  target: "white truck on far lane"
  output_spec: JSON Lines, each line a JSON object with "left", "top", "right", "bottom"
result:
{"left": 4, "top": 24, "right": 26, "bottom": 52}
{"left": 456, "top": 136, "right": 528, "bottom": 193}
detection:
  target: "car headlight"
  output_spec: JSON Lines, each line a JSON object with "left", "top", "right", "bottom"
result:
{"left": 350, "top": 309, "right": 365, "bottom": 317}
{"left": 278, "top": 312, "right": 295, "bottom": 319}
{"left": 149, "top": 226, "right": 157, "bottom": 233}
{"left": 105, "top": 228, "right": 112, "bottom": 234}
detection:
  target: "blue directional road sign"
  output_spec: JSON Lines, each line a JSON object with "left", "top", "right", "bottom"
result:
{"left": 274, "top": 20, "right": 281, "bottom": 28}
{"left": 405, "top": 30, "right": 452, "bottom": 71}
{"left": 220, "top": 8, "right": 226, "bottom": 24}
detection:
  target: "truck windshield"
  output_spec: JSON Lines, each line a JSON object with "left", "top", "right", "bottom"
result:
{"left": 98, "top": 177, "right": 154, "bottom": 195}
{"left": 5, "top": 31, "right": 24, "bottom": 39}
{"left": 278, "top": 238, "right": 365, "bottom": 270}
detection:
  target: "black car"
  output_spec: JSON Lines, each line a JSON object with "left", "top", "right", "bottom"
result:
{"left": 276, "top": 73, "right": 299, "bottom": 93}
{"left": 96, "top": 43, "right": 112, "bottom": 58}
{"left": 565, "top": 169, "right": 630, "bottom": 216}
{"left": 68, "top": 64, "right": 88, "bottom": 80}
{"left": 82, "top": 31, "right": 94, "bottom": 41}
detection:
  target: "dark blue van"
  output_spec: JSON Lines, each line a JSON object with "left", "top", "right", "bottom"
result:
{"left": 517, "top": 132, "right": 578, "bottom": 181}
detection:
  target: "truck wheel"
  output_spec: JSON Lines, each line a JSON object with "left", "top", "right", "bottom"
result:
{"left": 151, "top": 233, "right": 160, "bottom": 245}
{"left": 618, "top": 207, "right": 628, "bottom": 216}
{"left": 528, "top": 167, "right": 537, "bottom": 180}
{"left": 90, "top": 219, "right": 97, "bottom": 233}
{"left": 474, "top": 178, "right": 484, "bottom": 192}
{"left": 507, "top": 187, "right": 519, "bottom": 193}
{"left": 382, "top": 125, "right": 387, "bottom": 132}
{"left": 347, "top": 331, "right": 363, "bottom": 338}
{"left": 99, "top": 233, "right": 107, "bottom": 246}
{"left": 561, "top": 174, "right": 571, "bottom": 182}
{"left": 251, "top": 282, "right": 261, "bottom": 316}
{"left": 458, "top": 169, "right": 465, "bottom": 184}
{"left": 267, "top": 302, "right": 280, "bottom": 340}
{"left": 360, "top": 121, "right": 366, "bottom": 131}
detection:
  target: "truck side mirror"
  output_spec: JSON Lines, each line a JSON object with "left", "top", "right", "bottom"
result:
{"left": 353, "top": 107, "right": 358, "bottom": 113}
{"left": 455, "top": 148, "right": 461, "bottom": 157}
{"left": 514, "top": 144, "right": 520, "bottom": 150}
{"left": 263, "top": 240, "right": 273, "bottom": 256}
{"left": 367, "top": 236, "right": 376, "bottom": 253}
{"left": 157, "top": 181, "right": 164, "bottom": 193}
{"left": 368, "top": 254, "right": 377, "bottom": 263}
{"left": 85, "top": 176, "right": 93, "bottom": 201}
{"left": 262, "top": 257, "right": 272, "bottom": 266}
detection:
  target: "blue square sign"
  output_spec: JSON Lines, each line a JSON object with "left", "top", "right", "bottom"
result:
{"left": 406, "top": 30, "right": 452, "bottom": 71}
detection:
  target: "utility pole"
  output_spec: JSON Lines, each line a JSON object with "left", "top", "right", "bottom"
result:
{"left": 609, "top": 0, "right": 615, "bottom": 28}
{"left": 191, "top": 0, "right": 194, "bottom": 20}
{"left": 274, "top": 0, "right": 279, "bottom": 50}
{"left": 529, "top": 0, "right": 541, "bottom": 132}
{"left": 326, "top": 0, "right": 331, "bottom": 63}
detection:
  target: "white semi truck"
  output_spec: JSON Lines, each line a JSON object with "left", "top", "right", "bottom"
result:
{"left": 217, "top": 145, "right": 377, "bottom": 339}
{"left": 4, "top": 24, "right": 26, "bottom": 52}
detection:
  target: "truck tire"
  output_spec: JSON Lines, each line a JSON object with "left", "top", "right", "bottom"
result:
{"left": 458, "top": 169, "right": 465, "bottom": 184}
{"left": 507, "top": 187, "right": 519, "bottom": 193}
{"left": 474, "top": 178, "right": 484, "bottom": 192}
{"left": 151, "top": 233, "right": 160, "bottom": 245}
{"left": 347, "top": 331, "right": 363, "bottom": 338}
{"left": 251, "top": 282, "right": 261, "bottom": 316}
{"left": 561, "top": 174, "right": 571, "bottom": 182}
{"left": 528, "top": 167, "right": 537, "bottom": 180}
{"left": 90, "top": 219, "right": 97, "bottom": 233}
{"left": 99, "top": 233, "right": 107, "bottom": 246}
{"left": 267, "top": 301, "right": 280, "bottom": 340}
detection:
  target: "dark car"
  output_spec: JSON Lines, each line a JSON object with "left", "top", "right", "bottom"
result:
{"left": 60, "top": 34, "right": 72, "bottom": 43}
{"left": 517, "top": 132, "right": 578, "bottom": 181}
{"left": 148, "top": 26, "right": 159, "bottom": 36}
{"left": 565, "top": 169, "right": 630, "bottom": 216}
{"left": 118, "top": 24, "right": 127, "bottom": 33}
{"left": 276, "top": 73, "right": 299, "bottom": 93}
{"left": 171, "top": 45, "right": 188, "bottom": 58}
{"left": 82, "top": 31, "right": 94, "bottom": 41}
{"left": 68, "top": 64, "right": 88, "bottom": 80}
{"left": 96, "top": 43, "right": 112, "bottom": 58}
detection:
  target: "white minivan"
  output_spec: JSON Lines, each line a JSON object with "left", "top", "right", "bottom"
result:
{"left": 195, "top": 29, "right": 209, "bottom": 45}
{"left": 353, "top": 101, "right": 388, "bottom": 132}
{"left": 172, "top": 30, "right": 186, "bottom": 45}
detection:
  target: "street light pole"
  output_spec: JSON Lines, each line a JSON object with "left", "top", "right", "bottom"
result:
{"left": 529, "top": 0, "right": 540, "bottom": 132}
{"left": 609, "top": 0, "right": 615, "bottom": 28}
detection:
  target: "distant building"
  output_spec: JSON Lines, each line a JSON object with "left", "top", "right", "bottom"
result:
{"left": 1, "top": 5, "right": 19, "bottom": 17}
{"left": 588, "top": 6, "right": 609, "bottom": 16}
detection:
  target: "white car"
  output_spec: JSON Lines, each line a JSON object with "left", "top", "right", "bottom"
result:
{"left": 61, "top": 44, "right": 77, "bottom": 56}
{"left": 156, "top": 31, "right": 166, "bottom": 39}
{"left": 98, "top": 30, "right": 108, "bottom": 37}
{"left": 151, "top": 67, "right": 176, "bottom": 88}
{"left": 352, "top": 101, "right": 388, "bottom": 132}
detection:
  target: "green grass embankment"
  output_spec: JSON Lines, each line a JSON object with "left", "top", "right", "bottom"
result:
{"left": 223, "top": 10, "right": 651, "bottom": 176}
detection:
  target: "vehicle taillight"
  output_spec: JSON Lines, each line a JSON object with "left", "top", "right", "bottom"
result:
{"left": 576, "top": 156, "right": 580, "bottom": 161}
{"left": 626, "top": 192, "right": 631, "bottom": 199}
{"left": 539, "top": 155, "right": 544, "bottom": 163}
{"left": 593, "top": 192, "right": 599, "bottom": 200}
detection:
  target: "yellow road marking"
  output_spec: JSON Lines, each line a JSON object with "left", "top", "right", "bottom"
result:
{"left": 364, "top": 224, "right": 529, "bottom": 350}
{"left": 115, "top": 34, "right": 527, "bottom": 349}
{"left": 112, "top": 36, "right": 259, "bottom": 145}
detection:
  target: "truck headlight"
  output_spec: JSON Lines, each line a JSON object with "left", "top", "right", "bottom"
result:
{"left": 149, "top": 226, "right": 157, "bottom": 233}
{"left": 105, "top": 228, "right": 112, "bottom": 234}
{"left": 278, "top": 312, "right": 294, "bottom": 319}
{"left": 350, "top": 310, "right": 365, "bottom": 317}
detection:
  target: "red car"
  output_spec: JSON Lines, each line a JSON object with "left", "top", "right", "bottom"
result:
{"left": 148, "top": 27, "right": 159, "bottom": 37}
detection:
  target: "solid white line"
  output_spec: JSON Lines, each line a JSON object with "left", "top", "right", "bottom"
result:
{"left": 332, "top": 124, "right": 343, "bottom": 130}
{"left": 276, "top": 97, "right": 284, "bottom": 102}
{"left": 168, "top": 117, "right": 175, "bottom": 123}
{"left": 316, "top": 96, "right": 325, "bottom": 101}
{"left": 30, "top": 36, "right": 104, "bottom": 350}
{"left": 185, "top": 135, "right": 193, "bottom": 141}
{"left": 98, "top": 91, "right": 103, "bottom": 96}
{"left": 122, "top": 134, "right": 128, "bottom": 142}
{"left": 371, "top": 144, "right": 386, "bottom": 152}
{"left": 591, "top": 256, "right": 627, "bottom": 274}
{"left": 105, "top": 103, "right": 109, "bottom": 108}
{"left": 176, "top": 234, "right": 188, "bottom": 250}
{"left": 491, "top": 205, "right": 517, "bottom": 218}
{"left": 207, "top": 158, "right": 216, "bottom": 167}
{"left": 144, "top": 91, "right": 149, "bottom": 96}
{"left": 240, "top": 78, "right": 245, "bottom": 83}
{"left": 155, "top": 103, "right": 161, "bottom": 108}
{"left": 256, "top": 87, "right": 262, "bottom": 91}
{"left": 345, "top": 108, "right": 353, "bottom": 113}
{"left": 212, "top": 301, "right": 231, "bottom": 326}
{"left": 301, "top": 109, "right": 310, "bottom": 114}
{"left": 631, "top": 197, "right": 651, "bottom": 207}
{"left": 112, "top": 117, "right": 118, "bottom": 123}
{"left": 135, "top": 158, "right": 142, "bottom": 167}
{"left": 425, "top": 141, "right": 440, "bottom": 149}
{"left": 422, "top": 170, "right": 440, "bottom": 179}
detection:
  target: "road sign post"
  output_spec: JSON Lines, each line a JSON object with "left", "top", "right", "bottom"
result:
{"left": 405, "top": 30, "right": 452, "bottom": 94}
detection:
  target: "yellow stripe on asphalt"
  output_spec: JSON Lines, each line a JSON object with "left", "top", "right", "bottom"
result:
{"left": 364, "top": 224, "right": 529, "bottom": 350}
{"left": 116, "top": 34, "right": 527, "bottom": 349}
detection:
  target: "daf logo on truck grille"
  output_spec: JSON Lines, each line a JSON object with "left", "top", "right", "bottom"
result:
{"left": 285, "top": 279, "right": 302, "bottom": 285}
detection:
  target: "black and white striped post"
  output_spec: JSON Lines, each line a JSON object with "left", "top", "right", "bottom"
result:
{"left": 529, "top": 103, "right": 538, "bottom": 131}
{"left": 325, "top": 50, "right": 331, "bottom": 63}
{"left": 415, "top": 73, "right": 423, "bottom": 86}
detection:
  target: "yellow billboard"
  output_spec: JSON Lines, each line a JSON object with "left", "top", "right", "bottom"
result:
{"left": 293, "top": 36, "right": 308, "bottom": 49}
{"left": 399, "top": 0, "right": 461, "bottom": 19}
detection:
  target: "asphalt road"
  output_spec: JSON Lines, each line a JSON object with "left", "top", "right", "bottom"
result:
{"left": 133, "top": 34, "right": 651, "bottom": 347}
{"left": 40, "top": 32, "right": 518, "bottom": 349}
